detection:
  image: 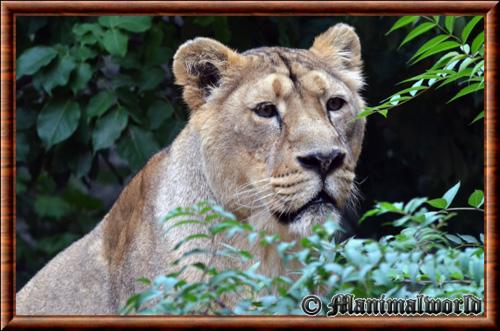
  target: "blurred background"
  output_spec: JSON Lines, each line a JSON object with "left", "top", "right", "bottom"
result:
{"left": 16, "top": 16, "right": 483, "bottom": 290}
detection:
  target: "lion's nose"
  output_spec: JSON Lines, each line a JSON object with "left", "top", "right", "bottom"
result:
{"left": 297, "top": 149, "right": 345, "bottom": 178}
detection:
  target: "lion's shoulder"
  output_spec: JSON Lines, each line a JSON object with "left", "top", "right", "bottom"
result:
{"left": 102, "top": 147, "right": 170, "bottom": 267}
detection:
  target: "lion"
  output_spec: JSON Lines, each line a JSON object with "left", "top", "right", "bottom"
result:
{"left": 16, "top": 23, "right": 366, "bottom": 315}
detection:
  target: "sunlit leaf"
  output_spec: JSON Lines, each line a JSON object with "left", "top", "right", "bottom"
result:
{"left": 411, "top": 41, "right": 460, "bottom": 64}
{"left": 442, "top": 181, "right": 461, "bottom": 208}
{"left": 427, "top": 198, "right": 447, "bottom": 209}
{"left": 448, "top": 82, "right": 484, "bottom": 103}
{"left": 409, "top": 34, "right": 449, "bottom": 63}
{"left": 470, "top": 110, "right": 484, "bottom": 124}
{"left": 445, "top": 16, "right": 455, "bottom": 34}
{"left": 467, "top": 190, "right": 484, "bottom": 208}
{"left": 461, "top": 16, "right": 483, "bottom": 43}
{"left": 400, "top": 22, "right": 436, "bottom": 47}
{"left": 386, "top": 16, "right": 419, "bottom": 35}
{"left": 471, "top": 31, "right": 484, "bottom": 54}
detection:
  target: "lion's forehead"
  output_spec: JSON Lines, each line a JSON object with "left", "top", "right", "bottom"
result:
{"left": 238, "top": 47, "right": 353, "bottom": 98}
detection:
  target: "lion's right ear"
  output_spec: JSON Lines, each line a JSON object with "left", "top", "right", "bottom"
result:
{"left": 173, "top": 37, "right": 245, "bottom": 111}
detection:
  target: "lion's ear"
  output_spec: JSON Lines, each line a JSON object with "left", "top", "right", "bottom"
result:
{"left": 173, "top": 37, "right": 245, "bottom": 111}
{"left": 310, "top": 23, "right": 362, "bottom": 71}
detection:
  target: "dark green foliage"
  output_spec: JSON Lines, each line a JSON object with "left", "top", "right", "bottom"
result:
{"left": 16, "top": 16, "right": 483, "bottom": 293}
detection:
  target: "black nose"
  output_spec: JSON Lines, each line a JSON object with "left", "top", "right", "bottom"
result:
{"left": 297, "top": 149, "right": 345, "bottom": 178}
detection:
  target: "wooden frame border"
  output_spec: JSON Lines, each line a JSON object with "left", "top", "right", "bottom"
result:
{"left": 1, "top": 1, "right": 498, "bottom": 329}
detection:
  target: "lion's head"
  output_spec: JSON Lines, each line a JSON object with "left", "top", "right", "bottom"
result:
{"left": 173, "top": 24, "right": 366, "bottom": 237}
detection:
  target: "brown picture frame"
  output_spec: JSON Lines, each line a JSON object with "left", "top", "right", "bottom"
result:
{"left": 1, "top": 1, "right": 498, "bottom": 329}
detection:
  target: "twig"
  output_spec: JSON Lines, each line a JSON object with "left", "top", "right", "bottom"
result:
{"left": 402, "top": 279, "right": 473, "bottom": 286}
{"left": 443, "top": 207, "right": 484, "bottom": 212}
{"left": 422, "top": 16, "right": 462, "bottom": 43}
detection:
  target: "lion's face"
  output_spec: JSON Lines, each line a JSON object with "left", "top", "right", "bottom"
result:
{"left": 173, "top": 24, "right": 366, "bottom": 236}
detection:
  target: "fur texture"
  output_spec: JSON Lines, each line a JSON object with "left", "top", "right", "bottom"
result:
{"left": 16, "top": 23, "right": 366, "bottom": 314}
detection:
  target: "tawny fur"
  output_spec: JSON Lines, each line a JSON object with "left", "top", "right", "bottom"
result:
{"left": 16, "top": 23, "right": 366, "bottom": 315}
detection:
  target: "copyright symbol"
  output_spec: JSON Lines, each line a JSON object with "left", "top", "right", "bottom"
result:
{"left": 301, "top": 295, "right": 322, "bottom": 316}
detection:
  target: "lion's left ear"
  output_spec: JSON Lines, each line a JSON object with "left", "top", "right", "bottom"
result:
{"left": 310, "top": 23, "right": 362, "bottom": 72}
{"left": 173, "top": 37, "right": 245, "bottom": 111}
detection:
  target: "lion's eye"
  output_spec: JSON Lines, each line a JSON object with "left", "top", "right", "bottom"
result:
{"left": 253, "top": 102, "right": 278, "bottom": 118}
{"left": 326, "top": 97, "right": 346, "bottom": 112}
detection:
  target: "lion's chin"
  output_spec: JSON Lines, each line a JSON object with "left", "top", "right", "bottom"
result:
{"left": 287, "top": 204, "right": 340, "bottom": 237}
{"left": 273, "top": 190, "right": 337, "bottom": 224}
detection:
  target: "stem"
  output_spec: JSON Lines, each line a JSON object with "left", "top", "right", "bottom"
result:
{"left": 444, "top": 207, "right": 484, "bottom": 212}
{"left": 402, "top": 279, "right": 473, "bottom": 286}
{"left": 422, "top": 16, "right": 462, "bottom": 43}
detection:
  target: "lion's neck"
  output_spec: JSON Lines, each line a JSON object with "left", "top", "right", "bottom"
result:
{"left": 151, "top": 125, "right": 292, "bottom": 282}
{"left": 154, "top": 125, "right": 216, "bottom": 222}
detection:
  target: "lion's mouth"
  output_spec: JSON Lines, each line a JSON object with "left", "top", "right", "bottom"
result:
{"left": 274, "top": 190, "right": 336, "bottom": 224}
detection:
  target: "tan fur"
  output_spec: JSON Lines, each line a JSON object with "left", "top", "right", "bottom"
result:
{"left": 16, "top": 23, "right": 367, "bottom": 315}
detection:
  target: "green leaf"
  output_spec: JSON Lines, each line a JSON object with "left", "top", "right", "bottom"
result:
{"left": 87, "top": 90, "right": 116, "bottom": 118}
{"left": 442, "top": 181, "right": 461, "bottom": 208}
{"left": 426, "top": 198, "right": 447, "bottom": 209}
{"left": 431, "top": 51, "right": 461, "bottom": 70}
{"left": 411, "top": 41, "right": 460, "bottom": 64}
{"left": 117, "top": 125, "right": 160, "bottom": 171}
{"left": 460, "top": 43, "right": 470, "bottom": 55}
{"left": 378, "top": 202, "right": 403, "bottom": 213}
{"left": 147, "top": 100, "right": 174, "bottom": 130}
{"left": 445, "top": 16, "right": 455, "bottom": 34}
{"left": 74, "top": 45, "right": 98, "bottom": 62}
{"left": 139, "top": 67, "right": 164, "bottom": 91}
{"left": 355, "top": 109, "right": 374, "bottom": 119}
{"left": 448, "top": 82, "right": 484, "bottom": 103}
{"left": 470, "top": 60, "right": 484, "bottom": 77}
{"left": 471, "top": 31, "right": 484, "bottom": 54}
{"left": 385, "top": 85, "right": 427, "bottom": 100}
{"left": 102, "top": 28, "right": 128, "bottom": 57}
{"left": 400, "top": 22, "right": 436, "bottom": 47}
{"left": 386, "top": 16, "right": 419, "bottom": 35}
{"left": 70, "top": 62, "right": 93, "bottom": 95}
{"left": 461, "top": 16, "right": 483, "bottom": 43}
{"left": 467, "top": 190, "right": 484, "bottom": 208}
{"left": 409, "top": 34, "right": 449, "bottom": 62}
{"left": 34, "top": 195, "right": 71, "bottom": 219}
{"left": 72, "top": 23, "right": 103, "bottom": 38}
{"left": 437, "top": 68, "right": 473, "bottom": 88}
{"left": 459, "top": 57, "right": 480, "bottom": 72}
{"left": 67, "top": 150, "right": 92, "bottom": 178}
{"left": 32, "top": 55, "right": 76, "bottom": 94}
{"left": 37, "top": 100, "right": 81, "bottom": 149}
{"left": 470, "top": 110, "right": 484, "bottom": 124}
{"left": 459, "top": 234, "right": 478, "bottom": 244}
{"left": 359, "top": 209, "right": 379, "bottom": 223}
{"left": 17, "top": 46, "right": 58, "bottom": 78}
{"left": 98, "top": 16, "right": 152, "bottom": 33}
{"left": 92, "top": 106, "right": 129, "bottom": 152}
{"left": 445, "top": 234, "right": 463, "bottom": 244}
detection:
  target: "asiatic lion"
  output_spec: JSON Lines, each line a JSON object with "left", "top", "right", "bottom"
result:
{"left": 16, "top": 23, "right": 366, "bottom": 314}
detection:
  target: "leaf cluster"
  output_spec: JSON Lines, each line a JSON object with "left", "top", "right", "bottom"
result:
{"left": 360, "top": 16, "right": 484, "bottom": 123}
{"left": 123, "top": 183, "right": 484, "bottom": 315}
